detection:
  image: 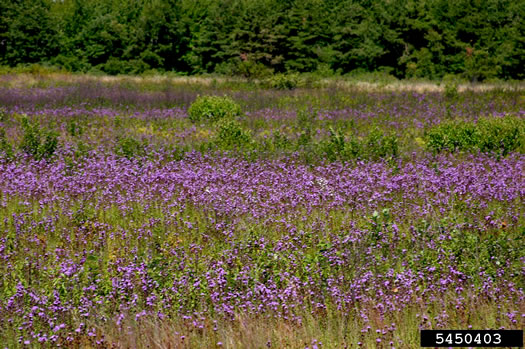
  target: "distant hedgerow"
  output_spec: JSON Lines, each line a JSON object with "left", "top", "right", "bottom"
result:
{"left": 188, "top": 96, "right": 243, "bottom": 123}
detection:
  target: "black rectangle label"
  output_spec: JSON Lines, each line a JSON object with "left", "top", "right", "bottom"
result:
{"left": 421, "top": 330, "right": 523, "bottom": 347}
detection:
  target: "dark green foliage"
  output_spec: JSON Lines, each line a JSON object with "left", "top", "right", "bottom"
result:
{"left": 0, "top": 0, "right": 523, "bottom": 79}
{"left": 100, "top": 58, "right": 150, "bottom": 75}
{"left": 19, "top": 116, "right": 59, "bottom": 160}
{"left": 0, "top": 0, "right": 58, "bottom": 65}
{"left": 425, "top": 116, "right": 524, "bottom": 155}
{"left": 229, "top": 60, "right": 275, "bottom": 79}
{"left": 188, "top": 96, "right": 243, "bottom": 123}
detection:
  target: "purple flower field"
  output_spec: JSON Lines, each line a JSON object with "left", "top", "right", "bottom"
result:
{"left": 0, "top": 78, "right": 523, "bottom": 348}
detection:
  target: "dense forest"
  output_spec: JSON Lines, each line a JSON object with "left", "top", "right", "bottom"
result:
{"left": 0, "top": 0, "right": 523, "bottom": 80}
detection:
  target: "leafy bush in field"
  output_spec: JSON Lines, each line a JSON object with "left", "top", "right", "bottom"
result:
{"left": 260, "top": 130, "right": 292, "bottom": 153}
{"left": 425, "top": 122, "right": 477, "bottom": 153}
{"left": 66, "top": 120, "right": 84, "bottom": 137}
{"left": 20, "top": 116, "right": 58, "bottom": 160}
{"left": 188, "top": 96, "right": 243, "bottom": 123}
{"left": 98, "top": 58, "right": 151, "bottom": 75}
{"left": 115, "top": 136, "right": 148, "bottom": 159}
{"left": 266, "top": 73, "right": 301, "bottom": 90}
{"left": 425, "top": 116, "right": 524, "bottom": 155}
{"left": 0, "top": 128, "right": 13, "bottom": 158}
{"left": 273, "top": 130, "right": 292, "bottom": 150}
{"left": 321, "top": 127, "right": 398, "bottom": 161}
{"left": 443, "top": 82, "right": 459, "bottom": 99}
{"left": 477, "top": 117, "right": 524, "bottom": 155}
{"left": 213, "top": 119, "right": 252, "bottom": 150}
{"left": 364, "top": 128, "right": 399, "bottom": 160}
{"left": 0, "top": 108, "right": 7, "bottom": 122}
{"left": 234, "top": 60, "right": 274, "bottom": 79}
{"left": 322, "top": 127, "right": 347, "bottom": 161}
{"left": 296, "top": 107, "right": 317, "bottom": 128}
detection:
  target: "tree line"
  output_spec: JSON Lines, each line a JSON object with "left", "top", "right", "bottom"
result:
{"left": 0, "top": 0, "right": 523, "bottom": 80}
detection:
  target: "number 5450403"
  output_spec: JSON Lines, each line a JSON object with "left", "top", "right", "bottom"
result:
{"left": 435, "top": 332, "right": 501, "bottom": 345}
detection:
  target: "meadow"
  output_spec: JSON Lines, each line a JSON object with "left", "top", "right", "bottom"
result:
{"left": 0, "top": 74, "right": 523, "bottom": 348}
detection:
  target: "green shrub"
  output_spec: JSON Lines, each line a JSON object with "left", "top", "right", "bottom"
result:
{"left": 20, "top": 116, "right": 59, "bottom": 160}
{"left": 0, "top": 128, "right": 13, "bottom": 158}
{"left": 270, "top": 130, "right": 292, "bottom": 152}
{"left": 115, "top": 136, "right": 148, "bottom": 159}
{"left": 0, "top": 108, "right": 7, "bottom": 122}
{"left": 74, "top": 140, "right": 90, "bottom": 158}
{"left": 364, "top": 128, "right": 399, "bottom": 160}
{"left": 67, "top": 120, "right": 84, "bottom": 137}
{"left": 50, "top": 55, "right": 91, "bottom": 72}
{"left": 99, "top": 58, "right": 150, "bottom": 75}
{"left": 477, "top": 117, "right": 524, "bottom": 156}
{"left": 213, "top": 119, "right": 252, "bottom": 150}
{"left": 235, "top": 60, "right": 274, "bottom": 79}
{"left": 345, "top": 70, "right": 398, "bottom": 84}
{"left": 444, "top": 82, "right": 459, "bottom": 99}
{"left": 39, "top": 131, "right": 59, "bottom": 160}
{"left": 425, "top": 121, "right": 478, "bottom": 153}
{"left": 297, "top": 107, "right": 317, "bottom": 129}
{"left": 322, "top": 127, "right": 346, "bottom": 161}
{"left": 321, "top": 127, "right": 396, "bottom": 161}
{"left": 266, "top": 73, "right": 301, "bottom": 90}
{"left": 296, "top": 129, "right": 312, "bottom": 148}
{"left": 188, "top": 96, "right": 243, "bottom": 123}
{"left": 169, "top": 144, "right": 189, "bottom": 161}
{"left": 425, "top": 116, "right": 524, "bottom": 155}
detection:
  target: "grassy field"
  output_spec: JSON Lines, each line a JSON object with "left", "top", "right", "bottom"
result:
{"left": 0, "top": 74, "right": 523, "bottom": 348}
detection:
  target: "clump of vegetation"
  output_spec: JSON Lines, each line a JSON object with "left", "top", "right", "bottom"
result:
{"left": 115, "top": 135, "right": 148, "bottom": 159}
{"left": 0, "top": 108, "right": 7, "bottom": 122}
{"left": 425, "top": 116, "right": 524, "bottom": 155}
{"left": 188, "top": 96, "right": 243, "bottom": 123}
{"left": 19, "top": 116, "right": 59, "bottom": 160}
{"left": 321, "top": 127, "right": 398, "bottom": 161}
{"left": 66, "top": 119, "right": 84, "bottom": 137}
{"left": 363, "top": 128, "right": 399, "bottom": 160}
{"left": 444, "top": 82, "right": 459, "bottom": 99}
{"left": 234, "top": 60, "right": 275, "bottom": 79}
{"left": 266, "top": 73, "right": 301, "bottom": 90}
{"left": 477, "top": 117, "right": 524, "bottom": 155}
{"left": 0, "top": 128, "right": 13, "bottom": 158}
{"left": 213, "top": 119, "right": 252, "bottom": 150}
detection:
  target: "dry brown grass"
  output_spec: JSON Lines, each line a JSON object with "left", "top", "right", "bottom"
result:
{"left": 86, "top": 296, "right": 523, "bottom": 349}
{"left": 1, "top": 72, "right": 524, "bottom": 93}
